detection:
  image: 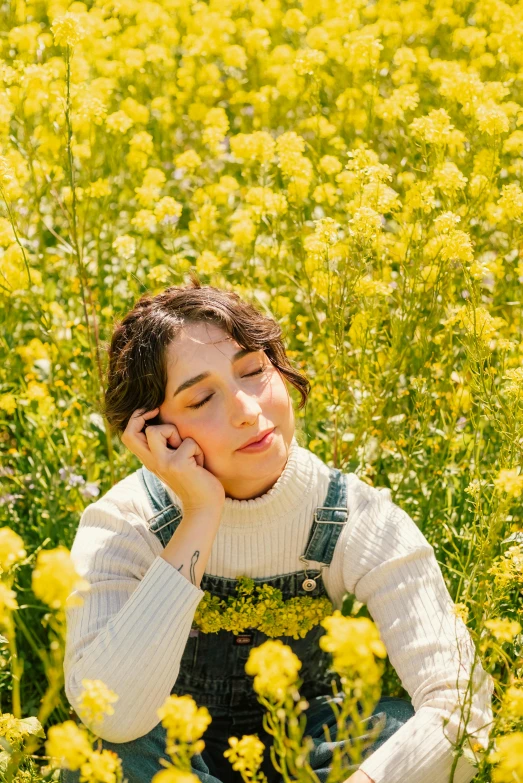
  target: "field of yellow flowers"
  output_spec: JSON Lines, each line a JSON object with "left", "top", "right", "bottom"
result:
{"left": 1, "top": 0, "right": 523, "bottom": 778}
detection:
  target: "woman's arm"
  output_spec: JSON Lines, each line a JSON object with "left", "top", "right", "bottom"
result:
{"left": 331, "top": 480, "right": 494, "bottom": 783}
{"left": 64, "top": 495, "right": 210, "bottom": 743}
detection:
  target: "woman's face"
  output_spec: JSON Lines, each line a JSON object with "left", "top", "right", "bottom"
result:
{"left": 158, "top": 321, "right": 296, "bottom": 500}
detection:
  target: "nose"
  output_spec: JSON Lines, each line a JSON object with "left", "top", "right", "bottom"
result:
{"left": 230, "top": 387, "right": 263, "bottom": 424}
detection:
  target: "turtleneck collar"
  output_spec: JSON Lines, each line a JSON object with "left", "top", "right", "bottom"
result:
{"left": 162, "top": 435, "right": 318, "bottom": 529}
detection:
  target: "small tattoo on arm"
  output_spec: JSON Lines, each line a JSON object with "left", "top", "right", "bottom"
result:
{"left": 190, "top": 551, "right": 200, "bottom": 585}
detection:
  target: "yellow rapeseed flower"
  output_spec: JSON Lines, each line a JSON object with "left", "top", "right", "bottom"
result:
{"left": 76, "top": 679, "right": 119, "bottom": 733}
{"left": 157, "top": 694, "right": 212, "bottom": 743}
{"left": 32, "top": 545, "right": 89, "bottom": 610}
{"left": 245, "top": 639, "right": 302, "bottom": 701}
{"left": 0, "top": 527, "right": 26, "bottom": 571}
{"left": 51, "top": 14, "right": 86, "bottom": 47}
{"left": 488, "top": 732, "right": 523, "bottom": 782}
{"left": 484, "top": 617, "right": 521, "bottom": 643}
{"left": 494, "top": 469, "right": 523, "bottom": 498}
{"left": 223, "top": 734, "right": 266, "bottom": 778}
{"left": 45, "top": 720, "right": 93, "bottom": 771}
{"left": 320, "top": 611, "right": 387, "bottom": 682}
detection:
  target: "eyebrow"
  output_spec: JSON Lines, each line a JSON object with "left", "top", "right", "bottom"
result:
{"left": 172, "top": 348, "right": 258, "bottom": 398}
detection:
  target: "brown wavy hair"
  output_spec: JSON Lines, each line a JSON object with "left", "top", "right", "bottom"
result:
{"left": 102, "top": 273, "right": 311, "bottom": 436}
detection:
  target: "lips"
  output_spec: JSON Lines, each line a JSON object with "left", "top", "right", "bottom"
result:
{"left": 238, "top": 428, "right": 275, "bottom": 450}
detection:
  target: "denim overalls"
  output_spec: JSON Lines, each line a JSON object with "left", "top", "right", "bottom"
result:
{"left": 62, "top": 465, "right": 414, "bottom": 783}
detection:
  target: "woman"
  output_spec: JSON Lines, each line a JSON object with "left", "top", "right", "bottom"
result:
{"left": 62, "top": 279, "right": 493, "bottom": 783}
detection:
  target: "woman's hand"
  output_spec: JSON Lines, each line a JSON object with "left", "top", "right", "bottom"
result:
{"left": 121, "top": 407, "right": 226, "bottom": 513}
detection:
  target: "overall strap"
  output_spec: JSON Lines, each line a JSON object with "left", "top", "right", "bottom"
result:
{"left": 301, "top": 467, "right": 348, "bottom": 566}
{"left": 139, "top": 466, "right": 183, "bottom": 547}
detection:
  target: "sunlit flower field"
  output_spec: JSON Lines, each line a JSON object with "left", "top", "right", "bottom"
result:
{"left": 1, "top": 0, "right": 523, "bottom": 778}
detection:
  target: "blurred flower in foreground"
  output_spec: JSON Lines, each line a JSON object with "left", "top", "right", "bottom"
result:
{"left": 76, "top": 679, "right": 119, "bottom": 733}
{"left": 320, "top": 611, "right": 387, "bottom": 683}
{"left": 32, "top": 546, "right": 89, "bottom": 609}
{"left": 0, "top": 527, "right": 26, "bottom": 572}
{"left": 245, "top": 639, "right": 302, "bottom": 701}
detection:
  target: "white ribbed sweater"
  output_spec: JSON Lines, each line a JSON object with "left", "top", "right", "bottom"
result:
{"left": 63, "top": 436, "right": 493, "bottom": 783}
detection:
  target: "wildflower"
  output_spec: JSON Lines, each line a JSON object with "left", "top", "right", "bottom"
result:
{"left": 409, "top": 108, "right": 463, "bottom": 146}
{"left": 105, "top": 111, "right": 133, "bottom": 134}
{"left": 488, "top": 732, "right": 523, "bottom": 782}
{"left": 0, "top": 527, "right": 26, "bottom": 571}
{"left": 59, "top": 466, "right": 86, "bottom": 488}
{"left": 488, "top": 545, "right": 523, "bottom": 588}
{"left": 439, "top": 230, "right": 474, "bottom": 264}
{"left": 320, "top": 612, "right": 386, "bottom": 682}
{"left": 76, "top": 679, "right": 119, "bottom": 733}
{"left": 475, "top": 102, "right": 510, "bottom": 136}
{"left": 230, "top": 132, "right": 275, "bottom": 164}
{"left": 112, "top": 235, "right": 136, "bottom": 259}
{"left": 453, "top": 603, "right": 469, "bottom": 623}
{"left": 32, "top": 545, "right": 89, "bottom": 610}
{"left": 175, "top": 150, "right": 202, "bottom": 170}
{"left": 294, "top": 48, "right": 326, "bottom": 75}
{"left": 79, "top": 483, "right": 101, "bottom": 499}
{"left": 195, "top": 250, "right": 223, "bottom": 275}
{"left": 494, "top": 468, "right": 523, "bottom": 498}
{"left": 503, "top": 367, "right": 523, "bottom": 396}
{"left": 80, "top": 749, "right": 122, "bottom": 783}
{"left": 484, "top": 618, "right": 521, "bottom": 643}
{"left": 131, "top": 209, "right": 157, "bottom": 233}
{"left": 498, "top": 183, "right": 523, "bottom": 222}
{"left": 348, "top": 206, "right": 382, "bottom": 243}
{"left": 154, "top": 196, "right": 183, "bottom": 221}
{"left": 45, "top": 720, "right": 92, "bottom": 770}
{"left": 223, "top": 45, "right": 247, "bottom": 70}
{"left": 502, "top": 683, "right": 523, "bottom": 718}
{"left": 157, "top": 694, "right": 211, "bottom": 744}
{"left": 245, "top": 640, "right": 302, "bottom": 701}
{"left": 432, "top": 162, "right": 468, "bottom": 197}
{"left": 152, "top": 771, "right": 201, "bottom": 783}
{"left": 0, "top": 583, "right": 18, "bottom": 624}
{"left": 51, "top": 14, "right": 86, "bottom": 47}
{"left": 223, "top": 735, "right": 265, "bottom": 778}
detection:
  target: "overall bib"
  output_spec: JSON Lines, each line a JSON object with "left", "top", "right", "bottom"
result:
{"left": 62, "top": 465, "right": 414, "bottom": 783}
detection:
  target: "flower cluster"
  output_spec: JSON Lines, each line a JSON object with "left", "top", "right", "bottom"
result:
{"left": 192, "top": 576, "right": 333, "bottom": 639}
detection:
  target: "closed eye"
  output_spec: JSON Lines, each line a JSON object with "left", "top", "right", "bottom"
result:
{"left": 188, "top": 368, "right": 266, "bottom": 410}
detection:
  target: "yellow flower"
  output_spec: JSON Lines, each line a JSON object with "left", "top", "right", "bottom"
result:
{"left": 475, "top": 102, "right": 510, "bottom": 136}
{"left": 112, "top": 235, "right": 136, "bottom": 259}
{"left": 494, "top": 469, "right": 523, "bottom": 498}
{"left": 32, "top": 546, "right": 89, "bottom": 610}
{"left": 498, "top": 183, "right": 523, "bottom": 222}
{"left": 0, "top": 527, "right": 27, "bottom": 571}
{"left": 484, "top": 617, "right": 521, "bottom": 643}
{"left": 152, "top": 770, "right": 201, "bottom": 783}
{"left": 320, "top": 612, "right": 386, "bottom": 682}
{"left": 488, "top": 732, "right": 523, "bottom": 782}
{"left": 76, "top": 679, "right": 119, "bottom": 733}
{"left": 223, "top": 735, "right": 265, "bottom": 778}
{"left": 195, "top": 250, "right": 223, "bottom": 275}
{"left": 0, "top": 583, "right": 18, "bottom": 625}
{"left": 502, "top": 684, "right": 523, "bottom": 718}
{"left": 175, "top": 150, "right": 202, "bottom": 170}
{"left": 230, "top": 132, "right": 275, "bottom": 164}
{"left": 245, "top": 640, "right": 302, "bottom": 701}
{"left": 51, "top": 13, "right": 86, "bottom": 47}
{"left": 155, "top": 197, "right": 183, "bottom": 222}
{"left": 348, "top": 206, "right": 382, "bottom": 243}
{"left": 157, "top": 694, "right": 212, "bottom": 743}
{"left": 0, "top": 392, "right": 16, "bottom": 414}
{"left": 80, "top": 749, "right": 121, "bottom": 783}
{"left": 45, "top": 720, "right": 93, "bottom": 770}
{"left": 294, "top": 48, "right": 326, "bottom": 75}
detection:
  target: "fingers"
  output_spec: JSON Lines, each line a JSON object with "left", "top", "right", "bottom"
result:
{"left": 145, "top": 422, "right": 183, "bottom": 451}
{"left": 121, "top": 407, "right": 159, "bottom": 455}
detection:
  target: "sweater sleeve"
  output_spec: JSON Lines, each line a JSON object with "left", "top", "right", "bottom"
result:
{"left": 63, "top": 498, "right": 205, "bottom": 743}
{"left": 339, "top": 489, "right": 494, "bottom": 783}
